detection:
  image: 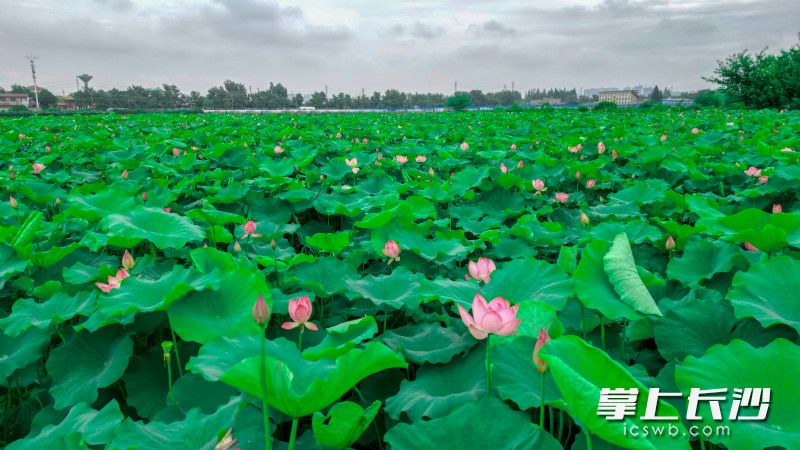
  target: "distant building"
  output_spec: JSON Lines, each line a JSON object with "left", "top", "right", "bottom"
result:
{"left": 597, "top": 90, "right": 642, "bottom": 105}
{"left": 0, "top": 93, "right": 30, "bottom": 110}
{"left": 56, "top": 96, "right": 78, "bottom": 110}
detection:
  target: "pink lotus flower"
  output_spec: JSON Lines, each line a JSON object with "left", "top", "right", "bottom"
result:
{"left": 466, "top": 257, "right": 496, "bottom": 283}
{"left": 575, "top": 171, "right": 581, "bottom": 180}
{"left": 96, "top": 269, "right": 129, "bottom": 293}
{"left": 532, "top": 179, "right": 546, "bottom": 193}
{"left": 395, "top": 155, "right": 408, "bottom": 164}
{"left": 415, "top": 155, "right": 427, "bottom": 163}
{"left": 172, "top": 147, "right": 180, "bottom": 157}
{"left": 500, "top": 163, "right": 508, "bottom": 173}
{"left": 611, "top": 150, "right": 618, "bottom": 160}
{"left": 233, "top": 240, "right": 241, "bottom": 252}
{"left": 382, "top": 240, "right": 401, "bottom": 264}
{"left": 759, "top": 176, "right": 768, "bottom": 184}
{"left": 335, "top": 132, "right": 342, "bottom": 139}
{"left": 281, "top": 296, "right": 318, "bottom": 331}
{"left": 773, "top": 204, "right": 782, "bottom": 214}
{"left": 691, "top": 127, "right": 700, "bottom": 134}
{"left": 460, "top": 142, "right": 469, "bottom": 151}
{"left": 660, "top": 134, "right": 667, "bottom": 142}
{"left": 351, "top": 167, "right": 360, "bottom": 174}
{"left": 743, "top": 241, "right": 759, "bottom": 252}
{"left": 252, "top": 294, "right": 270, "bottom": 325}
{"left": 568, "top": 145, "right": 580, "bottom": 153}
{"left": 274, "top": 145, "right": 284, "bottom": 154}
{"left": 121, "top": 169, "right": 129, "bottom": 179}
{"left": 533, "top": 328, "right": 550, "bottom": 373}
{"left": 457, "top": 294, "right": 521, "bottom": 340}
{"left": 345, "top": 157, "right": 358, "bottom": 168}
{"left": 586, "top": 179, "right": 596, "bottom": 188}
{"left": 9, "top": 196, "right": 18, "bottom": 208}
{"left": 555, "top": 192, "right": 569, "bottom": 203}
{"left": 141, "top": 191, "right": 148, "bottom": 202}
{"left": 744, "top": 166, "right": 761, "bottom": 177}
{"left": 242, "top": 220, "right": 262, "bottom": 238}
{"left": 121, "top": 250, "right": 135, "bottom": 270}
{"left": 580, "top": 211, "right": 590, "bottom": 225}
{"left": 428, "top": 167, "right": 435, "bottom": 176}
{"left": 45, "top": 146, "right": 51, "bottom": 152}
{"left": 597, "top": 142, "right": 606, "bottom": 154}
{"left": 362, "top": 138, "right": 368, "bottom": 144}
{"left": 18, "top": 133, "right": 25, "bottom": 140}
{"left": 32, "top": 163, "right": 45, "bottom": 175}
{"left": 665, "top": 236, "right": 675, "bottom": 250}
{"left": 517, "top": 160, "right": 523, "bottom": 169}
{"left": 510, "top": 143, "right": 517, "bottom": 150}
{"left": 780, "top": 147, "right": 793, "bottom": 152}
{"left": 163, "top": 207, "right": 171, "bottom": 213}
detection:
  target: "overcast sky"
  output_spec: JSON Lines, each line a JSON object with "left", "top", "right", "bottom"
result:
{"left": 1, "top": 0, "right": 798, "bottom": 95}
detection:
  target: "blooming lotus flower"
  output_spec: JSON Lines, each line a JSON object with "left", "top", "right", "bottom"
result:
{"left": 336, "top": 132, "right": 342, "bottom": 139}
{"left": 460, "top": 142, "right": 469, "bottom": 151}
{"left": 665, "top": 236, "right": 676, "bottom": 250}
{"left": 242, "top": 220, "right": 262, "bottom": 238}
{"left": 691, "top": 127, "right": 700, "bottom": 134}
{"left": 172, "top": 147, "right": 180, "bottom": 157}
{"left": 500, "top": 163, "right": 508, "bottom": 173}
{"left": 568, "top": 145, "right": 580, "bottom": 153}
{"left": 532, "top": 179, "right": 546, "bottom": 193}
{"left": 121, "top": 250, "right": 135, "bottom": 270}
{"left": 163, "top": 207, "right": 171, "bottom": 213}
{"left": 121, "top": 169, "right": 129, "bottom": 179}
{"left": 345, "top": 157, "right": 358, "bottom": 168}
{"left": 363, "top": 138, "right": 368, "bottom": 144}
{"left": 611, "top": 150, "right": 618, "bottom": 160}
{"left": 744, "top": 166, "right": 761, "bottom": 177}
{"left": 415, "top": 155, "right": 427, "bottom": 163}
{"left": 510, "top": 143, "right": 517, "bottom": 150}
{"left": 395, "top": 155, "right": 408, "bottom": 164}
{"left": 252, "top": 294, "right": 270, "bottom": 325}
{"left": 780, "top": 147, "right": 793, "bottom": 152}
{"left": 555, "top": 192, "right": 569, "bottom": 203}
{"left": 466, "top": 257, "right": 496, "bottom": 283}
{"left": 759, "top": 176, "right": 768, "bottom": 184}
{"left": 281, "top": 296, "right": 318, "bottom": 331}
{"left": 18, "top": 133, "right": 25, "bottom": 140}
{"left": 580, "top": 211, "right": 590, "bottom": 225}
{"left": 274, "top": 145, "right": 284, "bottom": 154}
{"left": 351, "top": 167, "right": 360, "bottom": 174}
{"left": 457, "top": 294, "right": 521, "bottom": 340}
{"left": 597, "top": 142, "right": 605, "bottom": 154}
{"left": 660, "top": 134, "right": 667, "bottom": 142}
{"left": 586, "top": 179, "right": 596, "bottom": 188}
{"left": 773, "top": 204, "right": 782, "bottom": 214}
{"left": 382, "top": 240, "right": 400, "bottom": 264}
{"left": 743, "top": 241, "right": 759, "bottom": 252}
{"left": 533, "top": 328, "right": 550, "bottom": 373}
{"left": 32, "top": 163, "right": 45, "bottom": 175}
{"left": 96, "top": 269, "right": 129, "bottom": 293}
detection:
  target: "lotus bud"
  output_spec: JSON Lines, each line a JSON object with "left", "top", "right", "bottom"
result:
{"left": 772, "top": 204, "right": 782, "bottom": 214}
{"left": 142, "top": 191, "right": 148, "bottom": 202}
{"left": 580, "top": 211, "right": 590, "bottom": 225}
{"left": 233, "top": 240, "right": 241, "bottom": 252}
{"left": 172, "top": 147, "right": 180, "bottom": 157}
{"left": 9, "top": 196, "right": 17, "bottom": 208}
{"left": 121, "top": 169, "right": 129, "bottom": 179}
{"left": 533, "top": 328, "right": 551, "bottom": 373}
{"left": 252, "top": 294, "right": 270, "bottom": 325}
{"left": 586, "top": 179, "right": 596, "bottom": 188}
{"left": 460, "top": 142, "right": 469, "bottom": 150}
{"left": 121, "top": 250, "right": 136, "bottom": 270}
{"left": 161, "top": 341, "right": 174, "bottom": 362}
{"left": 665, "top": 236, "right": 676, "bottom": 250}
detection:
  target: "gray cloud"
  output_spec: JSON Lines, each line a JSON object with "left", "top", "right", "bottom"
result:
{"left": 0, "top": 0, "right": 798, "bottom": 94}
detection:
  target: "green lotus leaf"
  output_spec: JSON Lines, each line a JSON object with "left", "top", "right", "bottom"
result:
{"left": 101, "top": 207, "right": 204, "bottom": 249}
{"left": 303, "top": 315, "right": 378, "bottom": 360}
{"left": 652, "top": 293, "right": 737, "bottom": 361}
{"left": 46, "top": 326, "right": 134, "bottom": 409}
{"left": 346, "top": 266, "right": 423, "bottom": 311}
{"left": 384, "top": 396, "right": 561, "bottom": 450}
{"left": 539, "top": 335, "right": 689, "bottom": 450}
{"left": 726, "top": 255, "right": 800, "bottom": 333}
{"left": 675, "top": 339, "right": 800, "bottom": 450}
{"left": 603, "top": 233, "right": 662, "bottom": 316}
{"left": 312, "top": 400, "right": 382, "bottom": 449}
{"left": 574, "top": 240, "right": 642, "bottom": 321}
{"left": 0, "top": 245, "right": 29, "bottom": 284}
{"left": 381, "top": 322, "right": 472, "bottom": 364}
{"left": 491, "top": 335, "right": 562, "bottom": 410}
{"left": 220, "top": 339, "right": 406, "bottom": 418}
{"left": 0, "top": 327, "right": 51, "bottom": 382}
{"left": 666, "top": 239, "right": 738, "bottom": 287}
{"left": 305, "top": 231, "right": 350, "bottom": 254}
{"left": 6, "top": 401, "right": 123, "bottom": 450}
{"left": 0, "top": 291, "right": 95, "bottom": 336}
{"left": 479, "top": 257, "right": 572, "bottom": 310}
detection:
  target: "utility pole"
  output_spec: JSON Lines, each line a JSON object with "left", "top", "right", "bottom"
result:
{"left": 361, "top": 87, "right": 365, "bottom": 98}
{"left": 512, "top": 81, "right": 515, "bottom": 91}
{"left": 325, "top": 84, "right": 328, "bottom": 96}
{"left": 27, "top": 56, "right": 40, "bottom": 110}
{"left": 454, "top": 81, "right": 457, "bottom": 93}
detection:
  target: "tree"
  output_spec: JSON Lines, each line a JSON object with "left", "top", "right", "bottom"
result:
{"left": 446, "top": 94, "right": 471, "bottom": 111}
{"left": 307, "top": 91, "right": 327, "bottom": 108}
{"left": 36, "top": 88, "right": 58, "bottom": 109}
{"left": 649, "top": 85, "right": 664, "bottom": 103}
{"left": 382, "top": 89, "right": 406, "bottom": 108}
{"left": 292, "top": 93, "right": 304, "bottom": 108}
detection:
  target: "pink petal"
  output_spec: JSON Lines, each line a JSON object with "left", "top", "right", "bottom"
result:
{"left": 457, "top": 304, "right": 475, "bottom": 328}
{"left": 496, "top": 318, "right": 522, "bottom": 336}
{"left": 287, "top": 299, "right": 297, "bottom": 318}
{"left": 487, "top": 297, "right": 510, "bottom": 311}
{"left": 472, "top": 294, "right": 488, "bottom": 324}
{"left": 468, "top": 261, "right": 478, "bottom": 279}
{"left": 467, "top": 324, "right": 489, "bottom": 340}
{"left": 305, "top": 322, "right": 319, "bottom": 331}
{"left": 480, "top": 311, "right": 503, "bottom": 334}
{"left": 281, "top": 321, "right": 299, "bottom": 330}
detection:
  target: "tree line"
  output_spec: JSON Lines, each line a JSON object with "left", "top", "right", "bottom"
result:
{"left": 1, "top": 80, "right": 594, "bottom": 110}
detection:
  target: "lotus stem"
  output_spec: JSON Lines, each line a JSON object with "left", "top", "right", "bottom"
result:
{"left": 485, "top": 336, "right": 492, "bottom": 397}
{"left": 170, "top": 328, "right": 183, "bottom": 377}
{"left": 260, "top": 326, "right": 272, "bottom": 450}
{"left": 586, "top": 430, "right": 593, "bottom": 450}
{"left": 298, "top": 328, "right": 304, "bottom": 352}
{"left": 287, "top": 417, "right": 298, "bottom": 450}
{"left": 539, "top": 372, "right": 545, "bottom": 429}
{"left": 600, "top": 318, "right": 606, "bottom": 350}
{"left": 700, "top": 437, "right": 706, "bottom": 450}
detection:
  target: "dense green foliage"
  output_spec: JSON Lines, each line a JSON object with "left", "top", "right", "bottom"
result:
{"left": 446, "top": 94, "right": 471, "bottom": 111}
{"left": 1, "top": 109, "right": 799, "bottom": 449}
{"left": 708, "top": 43, "right": 800, "bottom": 109}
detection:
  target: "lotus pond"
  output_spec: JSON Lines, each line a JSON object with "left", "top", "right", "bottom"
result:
{"left": 1, "top": 109, "right": 799, "bottom": 450}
